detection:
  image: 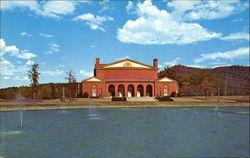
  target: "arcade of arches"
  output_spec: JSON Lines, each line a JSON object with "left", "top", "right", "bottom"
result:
{"left": 108, "top": 84, "right": 153, "bottom": 97}
{"left": 82, "top": 58, "right": 178, "bottom": 98}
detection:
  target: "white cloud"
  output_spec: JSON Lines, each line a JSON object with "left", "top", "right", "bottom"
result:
{"left": 164, "top": 57, "right": 180, "bottom": 66}
{"left": 1, "top": 1, "right": 82, "bottom": 19}
{"left": 39, "top": 33, "right": 54, "bottom": 38}
{"left": 194, "top": 47, "right": 249, "bottom": 63}
{"left": 158, "top": 64, "right": 164, "bottom": 69}
{"left": 186, "top": 64, "right": 206, "bottom": 68}
{"left": 73, "top": 13, "right": 114, "bottom": 32}
{"left": 117, "top": 1, "right": 221, "bottom": 45}
{"left": 41, "top": 1, "right": 76, "bottom": 19}
{"left": 115, "top": 56, "right": 130, "bottom": 60}
{"left": 20, "top": 32, "right": 32, "bottom": 37}
{"left": 0, "top": 38, "right": 37, "bottom": 59}
{"left": 220, "top": 32, "right": 249, "bottom": 41}
{"left": 126, "top": 1, "right": 135, "bottom": 12}
{"left": 212, "top": 64, "right": 232, "bottom": 68}
{"left": 90, "top": 45, "right": 96, "bottom": 48}
{"left": 45, "top": 43, "right": 60, "bottom": 54}
{"left": 0, "top": 39, "right": 37, "bottom": 76}
{"left": 1, "top": 1, "right": 41, "bottom": 13}
{"left": 58, "top": 64, "right": 65, "bottom": 68}
{"left": 13, "top": 76, "right": 29, "bottom": 81}
{"left": 41, "top": 69, "right": 64, "bottom": 76}
{"left": 25, "top": 60, "right": 34, "bottom": 65}
{"left": 167, "top": 0, "right": 248, "bottom": 21}
{"left": 79, "top": 70, "right": 92, "bottom": 77}
{"left": 3, "top": 76, "right": 10, "bottom": 80}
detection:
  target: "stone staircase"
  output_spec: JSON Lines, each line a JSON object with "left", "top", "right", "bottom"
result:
{"left": 126, "top": 97, "right": 158, "bottom": 102}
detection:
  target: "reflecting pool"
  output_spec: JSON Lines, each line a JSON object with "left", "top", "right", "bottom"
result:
{"left": 0, "top": 107, "right": 249, "bottom": 157}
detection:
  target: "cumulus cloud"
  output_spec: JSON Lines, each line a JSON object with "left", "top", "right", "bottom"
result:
{"left": 167, "top": 0, "right": 248, "bottom": 21}
{"left": 79, "top": 70, "right": 92, "bottom": 77}
{"left": 164, "top": 58, "right": 180, "bottom": 66}
{"left": 220, "top": 32, "right": 249, "bottom": 41}
{"left": 0, "top": 38, "right": 37, "bottom": 59}
{"left": 73, "top": 13, "right": 114, "bottom": 32}
{"left": 194, "top": 47, "right": 249, "bottom": 63}
{"left": 117, "top": 1, "right": 221, "bottom": 45}
{"left": 41, "top": 1, "right": 76, "bottom": 19}
{"left": 1, "top": 1, "right": 41, "bottom": 13}
{"left": 20, "top": 32, "right": 32, "bottom": 37}
{"left": 0, "top": 39, "right": 37, "bottom": 76}
{"left": 45, "top": 43, "right": 60, "bottom": 54}
{"left": 39, "top": 33, "right": 54, "bottom": 38}
{"left": 1, "top": 1, "right": 82, "bottom": 19}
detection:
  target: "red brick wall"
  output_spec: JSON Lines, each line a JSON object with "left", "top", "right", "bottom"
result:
{"left": 155, "top": 82, "right": 178, "bottom": 97}
{"left": 82, "top": 82, "right": 105, "bottom": 97}
{"left": 95, "top": 69, "right": 158, "bottom": 80}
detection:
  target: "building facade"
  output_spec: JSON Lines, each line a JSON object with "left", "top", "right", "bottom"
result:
{"left": 82, "top": 58, "right": 178, "bottom": 98}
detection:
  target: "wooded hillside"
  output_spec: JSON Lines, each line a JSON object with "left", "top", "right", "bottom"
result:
{"left": 159, "top": 65, "right": 250, "bottom": 96}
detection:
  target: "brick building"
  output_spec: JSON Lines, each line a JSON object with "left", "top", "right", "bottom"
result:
{"left": 82, "top": 58, "right": 178, "bottom": 98}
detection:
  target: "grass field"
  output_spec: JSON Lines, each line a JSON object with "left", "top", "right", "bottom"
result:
{"left": 0, "top": 96, "right": 249, "bottom": 111}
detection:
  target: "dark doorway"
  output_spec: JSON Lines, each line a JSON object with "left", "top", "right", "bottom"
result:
{"left": 146, "top": 85, "right": 153, "bottom": 97}
{"left": 127, "top": 84, "right": 135, "bottom": 97}
{"left": 108, "top": 85, "right": 115, "bottom": 96}
{"left": 137, "top": 85, "right": 144, "bottom": 97}
{"left": 118, "top": 84, "right": 125, "bottom": 97}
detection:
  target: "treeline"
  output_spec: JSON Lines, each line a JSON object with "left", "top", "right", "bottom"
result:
{"left": 0, "top": 83, "right": 81, "bottom": 100}
{"left": 159, "top": 65, "right": 250, "bottom": 97}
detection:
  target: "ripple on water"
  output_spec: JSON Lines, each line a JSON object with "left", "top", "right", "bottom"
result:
{"left": 0, "top": 130, "right": 23, "bottom": 135}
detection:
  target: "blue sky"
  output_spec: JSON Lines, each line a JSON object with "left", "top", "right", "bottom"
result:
{"left": 0, "top": 0, "right": 249, "bottom": 88}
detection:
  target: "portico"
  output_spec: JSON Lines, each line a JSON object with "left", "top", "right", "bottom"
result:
{"left": 82, "top": 58, "right": 178, "bottom": 98}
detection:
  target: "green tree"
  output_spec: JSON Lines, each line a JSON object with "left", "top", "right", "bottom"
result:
{"left": 28, "top": 64, "right": 40, "bottom": 99}
{"left": 65, "top": 70, "right": 76, "bottom": 98}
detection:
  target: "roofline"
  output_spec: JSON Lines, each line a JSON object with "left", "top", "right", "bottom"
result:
{"left": 95, "top": 67, "right": 158, "bottom": 70}
{"left": 156, "top": 76, "right": 177, "bottom": 82}
{"left": 81, "top": 76, "right": 104, "bottom": 82}
{"left": 96, "top": 58, "right": 156, "bottom": 69}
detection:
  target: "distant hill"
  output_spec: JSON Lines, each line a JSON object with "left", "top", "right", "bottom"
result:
{"left": 159, "top": 65, "right": 249, "bottom": 96}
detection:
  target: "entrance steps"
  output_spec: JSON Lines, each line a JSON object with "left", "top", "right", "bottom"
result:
{"left": 126, "top": 97, "right": 158, "bottom": 102}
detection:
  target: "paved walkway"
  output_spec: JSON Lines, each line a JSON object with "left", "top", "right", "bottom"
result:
{"left": 126, "top": 97, "right": 158, "bottom": 102}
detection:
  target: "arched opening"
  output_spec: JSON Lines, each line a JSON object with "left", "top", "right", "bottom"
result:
{"left": 108, "top": 85, "right": 115, "bottom": 96}
{"left": 137, "top": 85, "right": 144, "bottom": 97}
{"left": 118, "top": 84, "right": 125, "bottom": 97}
{"left": 127, "top": 84, "right": 135, "bottom": 97}
{"left": 92, "top": 85, "right": 97, "bottom": 97}
{"left": 146, "top": 85, "right": 153, "bottom": 97}
{"left": 164, "top": 85, "right": 168, "bottom": 96}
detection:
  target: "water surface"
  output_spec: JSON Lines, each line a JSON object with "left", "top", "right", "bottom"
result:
{"left": 0, "top": 107, "right": 249, "bottom": 157}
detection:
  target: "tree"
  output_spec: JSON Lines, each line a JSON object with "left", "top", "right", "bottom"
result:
{"left": 28, "top": 64, "right": 40, "bottom": 99}
{"left": 65, "top": 70, "right": 76, "bottom": 98}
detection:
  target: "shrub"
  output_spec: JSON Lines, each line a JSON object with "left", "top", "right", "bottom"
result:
{"left": 111, "top": 97, "right": 126, "bottom": 101}
{"left": 83, "top": 92, "right": 89, "bottom": 98}
{"left": 170, "top": 92, "right": 177, "bottom": 97}
{"left": 156, "top": 96, "right": 174, "bottom": 101}
{"left": 90, "top": 96, "right": 99, "bottom": 98}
